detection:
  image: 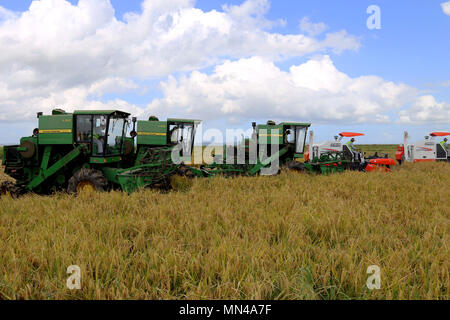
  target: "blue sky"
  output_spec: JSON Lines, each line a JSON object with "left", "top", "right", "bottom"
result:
{"left": 0, "top": 0, "right": 449, "bottom": 145}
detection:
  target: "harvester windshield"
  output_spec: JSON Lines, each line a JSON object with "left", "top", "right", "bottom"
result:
{"left": 74, "top": 110, "right": 130, "bottom": 157}
{"left": 280, "top": 124, "right": 309, "bottom": 154}
{"left": 106, "top": 117, "right": 126, "bottom": 155}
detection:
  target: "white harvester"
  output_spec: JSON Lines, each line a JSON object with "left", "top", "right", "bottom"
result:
{"left": 306, "top": 131, "right": 395, "bottom": 172}
{"left": 396, "top": 131, "right": 450, "bottom": 164}
{"left": 306, "top": 131, "right": 365, "bottom": 162}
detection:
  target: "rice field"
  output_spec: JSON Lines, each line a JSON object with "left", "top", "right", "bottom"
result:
{"left": 0, "top": 146, "right": 448, "bottom": 300}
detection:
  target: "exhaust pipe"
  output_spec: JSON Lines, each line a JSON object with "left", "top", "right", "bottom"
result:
{"left": 308, "top": 130, "right": 314, "bottom": 158}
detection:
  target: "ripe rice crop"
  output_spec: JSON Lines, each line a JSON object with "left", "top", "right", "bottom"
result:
{"left": 0, "top": 148, "right": 448, "bottom": 299}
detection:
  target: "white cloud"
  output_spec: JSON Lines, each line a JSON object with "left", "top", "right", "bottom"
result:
{"left": 0, "top": 0, "right": 361, "bottom": 123}
{"left": 442, "top": 1, "right": 450, "bottom": 16}
{"left": 398, "top": 95, "right": 450, "bottom": 124}
{"left": 146, "top": 55, "right": 417, "bottom": 124}
{"left": 87, "top": 78, "right": 141, "bottom": 97}
{"left": 0, "top": 6, "right": 18, "bottom": 22}
{"left": 0, "top": 79, "right": 144, "bottom": 122}
{"left": 300, "top": 17, "right": 328, "bottom": 36}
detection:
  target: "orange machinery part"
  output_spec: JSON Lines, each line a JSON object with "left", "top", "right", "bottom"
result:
{"left": 304, "top": 151, "right": 309, "bottom": 162}
{"left": 365, "top": 163, "right": 392, "bottom": 173}
{"left": 369, "top": 158, "right": 396, "bottom": 166}
{"left": 395, "top": 146, "right": 404, "bottom": 162}
{"left": 430, "top": 132, "right": 450, "bottom": 137}
{"left": 339, "top": 132, "right": 365, "bottom": 137}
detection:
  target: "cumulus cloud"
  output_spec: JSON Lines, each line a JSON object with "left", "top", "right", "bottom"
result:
{"left": 442, "top": 1, "right": 450, "bottom": 15}
{"left": 0, "top": 0, "right": 362, "bottom": 123}
{"left": 300, "top": 17, "right": 328, "bottom": 36}
{"left": 147, "top": 55, "right": 417, "bottom": 124}
{"left": 398, "top": 95, "right": 450, "bottom": 124}
{"left": 0, "top": 78, "right": 144, "bottom": 122}
{"left": 0, "top": 6, "right": 18, "bottom": 22}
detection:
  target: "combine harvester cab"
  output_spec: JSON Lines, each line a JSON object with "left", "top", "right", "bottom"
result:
{"left": 203, "top": 120, "right": 311, "bottom": 176}
{"left": 1, "top": 109, "right": 201, "bottom": 196}
{"left": 135, "top": 117, "right": 200, "bottom": 165}
{"left": 306, "top": 131, "right": 395, "bottom": 173}
{"left": 102, "top": 116, "right": 201, "bottom": 193}
{"left": 117, "top": 116, "right": 202, "bottom": 192}
{"left": 396, "top": 131, "right": 450, "bottom": 164}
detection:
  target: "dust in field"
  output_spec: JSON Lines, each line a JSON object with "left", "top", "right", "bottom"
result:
{"left": 0, "top": 162, "right": 448, "bottom": 299}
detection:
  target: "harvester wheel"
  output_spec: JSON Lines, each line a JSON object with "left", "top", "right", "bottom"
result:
{"left": 285, "top": 161, "right": 306, "bottom": 172}
{"left": 67, "top": 169, "right": 107, "bottom": 195}
{"left": 0, "top": 181, "right": 23, "bottom": 198}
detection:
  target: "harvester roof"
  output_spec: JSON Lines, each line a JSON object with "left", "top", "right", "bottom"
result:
{"left": 430, "top": 132, "right": 450, "bottom": 137}
{"left": 73, "top": 110, "right": 130, "bottom": 117}
{"left": 167, "top": 118, "right": 202, "bottom": 124}
{"left": 279, "top": 122, "right": 311, "bottom": 127}
{"left": 339, "top": 132, "right": 364, "bottom": 137}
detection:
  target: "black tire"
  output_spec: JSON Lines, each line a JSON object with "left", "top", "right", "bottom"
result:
{"left": 285, "top": 161, "right": 306, "bottom": 172}
{"left": 67, "top": 169, "right": 107, "bottom": 194}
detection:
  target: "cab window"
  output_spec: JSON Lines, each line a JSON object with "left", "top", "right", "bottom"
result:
{"left": 76, "top": 115, "right": 92, "bottom": 143}
{"left": 93, "top": 115, "right": 107, "bottom": 156}
{"left": 106, "top": 117, "right": 125, "bottom": 155}
{"left": 285, "top": 127, "right": 295, "bottom": 144}
{"left": 169, "top": 123, "right": 196, "bottom": 156}
{"left": 181, "top": 125, "right": 194, "bottom": 155}
{"left": 169, "top": 124, "right": 180, "bottom": 144}
{"left": 295, "top": 127, "right": 307, "bottom": 153}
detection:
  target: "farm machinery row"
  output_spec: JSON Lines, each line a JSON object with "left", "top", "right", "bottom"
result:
{"left": 188, "top": 123, "right": 395, "bottom": 177}
{"left": 1, "top": 108, "right": 398, "bottom": 197}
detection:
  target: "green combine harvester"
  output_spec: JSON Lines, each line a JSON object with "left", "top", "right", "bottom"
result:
{"left": 0, "top": 109, "right": 200, "bottom": 197}
{"left": 190, "top": 120, "right": 310, "bottom": 177}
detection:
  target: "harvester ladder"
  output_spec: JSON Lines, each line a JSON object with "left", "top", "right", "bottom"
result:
{"left": 26, "top": 145, "right": 86, "bottom": 191}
